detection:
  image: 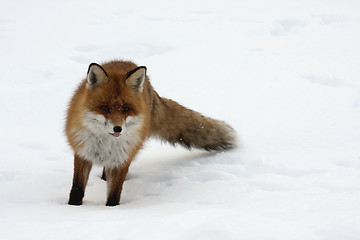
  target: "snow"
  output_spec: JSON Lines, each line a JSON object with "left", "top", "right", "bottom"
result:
{"left": 1, "top": 0, "right": 360, "bottom": 239}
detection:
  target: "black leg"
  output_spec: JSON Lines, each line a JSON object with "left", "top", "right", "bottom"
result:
{"left": 68, "top": 155, "right": 92, "bottom": 206}
{"left": 101, "top": 167, "right": 106, "bottom": 181}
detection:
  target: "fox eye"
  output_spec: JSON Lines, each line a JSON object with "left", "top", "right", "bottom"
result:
{"left": 122, "top": 106, "right": 130, "bottom": 113}
{"left": 101, "top": 105, "right": 110, "bottom": 112}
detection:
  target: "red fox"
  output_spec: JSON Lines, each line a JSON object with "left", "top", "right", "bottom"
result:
{"left": 65, "top": 60, "right": 236, "bottom": 206}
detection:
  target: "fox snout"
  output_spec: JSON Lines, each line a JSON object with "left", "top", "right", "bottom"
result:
{"left": 106, "top": 119, "right": 123, "bottom": 137}
{"left": 107, "top": 114, "right": 125, "bottom": 134}
{"left": 113, "top": 126, "right": 122, "bottom": 133}
{"left": 109, "top": 125, "right": 122, "bottom": 137}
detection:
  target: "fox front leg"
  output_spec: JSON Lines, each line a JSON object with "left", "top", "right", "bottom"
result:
{"left": 105, "top": 163, "right": 130, "bottom": 206}
{"left": 68, "top": 155, "right": 92, "bottom": 205}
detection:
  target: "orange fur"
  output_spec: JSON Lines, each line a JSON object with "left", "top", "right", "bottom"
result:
{"left": 66, "top": 60, "right": 236, "bottom": 206}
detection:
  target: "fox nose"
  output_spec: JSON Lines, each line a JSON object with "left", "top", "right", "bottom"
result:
{"left": 113, "top": 126, "right": 122, "bottom": 133}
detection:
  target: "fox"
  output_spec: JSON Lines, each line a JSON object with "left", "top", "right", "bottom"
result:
{"left": 65, "top": 60, "right": 236, "bottom": 206}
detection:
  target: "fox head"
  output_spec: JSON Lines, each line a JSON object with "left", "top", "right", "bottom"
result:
{"left": 82, "top": 63, "right": 147, "bottom": 138}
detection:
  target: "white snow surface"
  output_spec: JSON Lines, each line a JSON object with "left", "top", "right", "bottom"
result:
{"left": 1, "top": 0, "right": 360, "bottom": 239}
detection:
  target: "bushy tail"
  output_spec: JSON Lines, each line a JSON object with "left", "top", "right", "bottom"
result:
{"left": 150, "top": 96, "right": 237, "bottom": 151}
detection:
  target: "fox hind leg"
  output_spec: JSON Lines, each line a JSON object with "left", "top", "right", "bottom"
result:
{"left": 101, "top": 167, "right": 106, "bottom": 181}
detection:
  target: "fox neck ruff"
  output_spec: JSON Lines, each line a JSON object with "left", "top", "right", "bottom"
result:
{"left": 74, "top": 110, "right": 143, "bottom": 168}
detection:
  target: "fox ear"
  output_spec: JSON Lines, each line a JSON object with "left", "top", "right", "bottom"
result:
{"left": 125, "top": 66, "right": 146, "bottom": 92}
{"left": 86, "top": 63, "right": 108, "bottom": 89}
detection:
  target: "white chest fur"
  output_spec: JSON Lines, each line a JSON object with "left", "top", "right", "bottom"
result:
{"left": 74, "top": 111, "right": 143, "bottom": 168}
